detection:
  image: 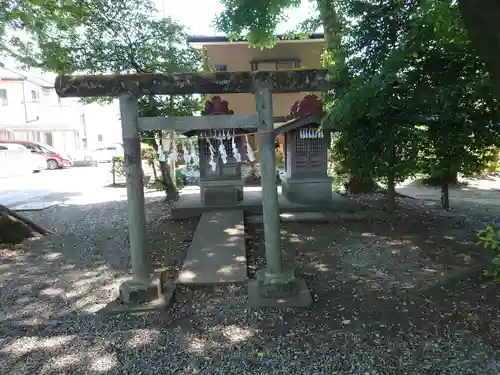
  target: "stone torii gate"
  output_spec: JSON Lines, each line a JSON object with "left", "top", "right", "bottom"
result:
{"left": 55, "top": 69, "right": 330, "bottom": 307}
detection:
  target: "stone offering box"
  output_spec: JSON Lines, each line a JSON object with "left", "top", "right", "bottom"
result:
{"left": 276, "top": 94, "right": 333, "bottom": 204}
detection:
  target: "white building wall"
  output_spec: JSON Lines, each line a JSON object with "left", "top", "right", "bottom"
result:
{"left": 82, "top": 101, "right": 122, "bottom": 150}
{"left": 0, "top": 80, "right": 43, "bottom": 125}
{"left": 0, "top": 73, "right": 122, "bottom": 152}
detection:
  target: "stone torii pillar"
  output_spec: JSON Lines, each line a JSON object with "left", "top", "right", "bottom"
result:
{"left": 53, "top": 69, "right": 331, "bottom": 308}
{"left": 117, "top": 94, "right": 156, "bottom": 303}
{"left": 248, "top": 82, "right": 312, "bottom": 308}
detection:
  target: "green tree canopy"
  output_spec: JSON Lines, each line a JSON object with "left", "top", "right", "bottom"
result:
{"left": 215, "top": 0, "right": 500, "bottom": 207}
{"left": 215, "top": 0, "right": 500, "bottom": 95}
{"left": 5, "top": 0, "right": 201, "bottom": 75}
{"left": 1, "top": 0, "right": 93, "bottom": 63}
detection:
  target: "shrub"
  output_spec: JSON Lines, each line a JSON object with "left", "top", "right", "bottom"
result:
{"left": 140, "top": 143, "right": 157, "bottom": 166}
{"left": 477, "top": 226, "right": 500, "bottom": 279}
{"left": 275, "top": 148, "right": 285, "bottom": 168}
{"left": 111, "top": 156, "right": 125, "bottom": 177}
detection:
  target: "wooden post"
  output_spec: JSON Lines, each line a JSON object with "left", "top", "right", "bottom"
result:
{"left": 118, "top": 94, "right": 158, "bottom": 304}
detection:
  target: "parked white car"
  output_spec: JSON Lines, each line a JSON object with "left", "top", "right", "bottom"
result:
{"left": 93, "top": 144, "right": 124, "bottom": 163}
{"left": 70, "top": 149, "right": 99, "bottom": 167}
{"left": 0, "top": 143, "right": 45, "bottom": 177}
{"left": 31, "top": 151, "right": 47, "bottom": 172}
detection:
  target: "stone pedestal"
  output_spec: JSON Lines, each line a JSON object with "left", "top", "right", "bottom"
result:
{"left": 118, "top": 278, "right": 162, "bottom": 305}
{"left": 281, "top": 175, "right": 333, "bottom": 204}
{"left": 247, "top": 267, "right": 312, "bottom": 308}
{"left": 200, "top": 179, "right": 244, "bottom": 206}
{"left": 99, "top": 276, "right": 174, "bottom": 315}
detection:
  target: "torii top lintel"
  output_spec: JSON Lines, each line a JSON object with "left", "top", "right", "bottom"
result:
{"left": 54, "top": 69, "right": 331, "bottom": 98}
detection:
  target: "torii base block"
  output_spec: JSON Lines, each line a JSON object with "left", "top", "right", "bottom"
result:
{"left": 118, "top": 278, "right": 162, "bottom": 305}
{"left": 247, "top": 268, "right": 313, "bottom": 309}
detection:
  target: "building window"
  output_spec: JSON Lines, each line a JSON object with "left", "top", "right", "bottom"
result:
{"left": 0, "top": 89, "right": 7, "bottom": 106}
{"left": 31, "top": 90, "right": 40, "bottom": 102}
{"left": 214, "top": 65, "right": 227, "bottom": 72}
{"left": 251, "top": 60, "right": 300, "bottom": 71}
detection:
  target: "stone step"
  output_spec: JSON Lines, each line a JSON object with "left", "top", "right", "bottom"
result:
{"left": 178, "top": 209, "right": 247, "bottom": 285}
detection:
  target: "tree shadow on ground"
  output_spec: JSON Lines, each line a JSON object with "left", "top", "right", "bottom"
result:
{"left": 2, "top": 194, "right": 500, "bottom": 374}
{"left": 244, "top": 214, "right": 500, "bottom": 370}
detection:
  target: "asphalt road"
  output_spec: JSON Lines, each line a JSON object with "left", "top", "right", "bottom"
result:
{"left": 0, "top": 164, "right": 116, "bottom": 207}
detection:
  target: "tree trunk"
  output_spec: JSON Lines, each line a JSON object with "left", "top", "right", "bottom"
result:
{"left": 387, "top": 169, "right": 396, "bottom": 212}
{"left": 441, "top": 182, "right": 450, "bottom": 210}
{"left": 151, "top": 161, "right": 158, "bottom": 180}
{"left": 159, "top": 161, "right": 178, "bottom": 200}
{"left": 0, "top": 204, "right": 50, "bottom": 244}
{"left": 148, "top": 138, "right": 159, "bottom": 181}
{"left": 157, "top": 131, "right": 178, "bottom": 200}
{"left": 459, "top": 0, "right": 500, "bottom": 98}
{"left": 317, "top": 0, "right": 380, "bottom": 192}
{"left": 316, "top": 0, "right": 348, "bottom": 90}
{"left": 387, "top": 134, "right": 397, "bottom": 211}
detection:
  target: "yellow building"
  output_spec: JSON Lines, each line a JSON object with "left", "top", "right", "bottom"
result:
{"left": 187, "top": 33, "right": 325, "bottom": 153}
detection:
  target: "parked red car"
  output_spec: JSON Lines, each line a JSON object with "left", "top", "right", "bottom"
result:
{"left": 0, "top": 140, "right": 73, "bottom": 170}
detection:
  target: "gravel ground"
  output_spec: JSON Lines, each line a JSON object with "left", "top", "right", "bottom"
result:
{"left": 1, "top": 191, "right": 500, "bottom": 374}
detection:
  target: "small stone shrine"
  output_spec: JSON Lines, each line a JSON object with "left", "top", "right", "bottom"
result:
{"left": 184, "top": 96, "right": 247, "bottom": 205}
{"left": 276, "top": 94, "right": 333, "bottom": 204}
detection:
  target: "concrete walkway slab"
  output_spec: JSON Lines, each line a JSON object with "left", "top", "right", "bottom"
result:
{"left": 178, "top": 209, "right": 247, "bottom": 284}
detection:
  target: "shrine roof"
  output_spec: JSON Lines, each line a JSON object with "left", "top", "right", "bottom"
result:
{"left": 188, "top": 33, "right": 325, "bottom": 47}
{"left": 275, "top": 114, "right": 323, "bottom": 134}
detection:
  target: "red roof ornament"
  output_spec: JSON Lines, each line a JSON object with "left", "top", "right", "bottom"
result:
{"left": 202, "top": 96, "right": 234, "bottom": 116}
{"left": 286, "top": 94, "right": 323, "bottom": 120}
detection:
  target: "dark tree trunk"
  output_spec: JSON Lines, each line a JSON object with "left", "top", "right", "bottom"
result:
{"left": 316, "top": 0, "right": 347, "bottom": 88}
{"left": 441, "top": 182, "right": 450, "bottom": 210}
{"left": 0, "top": 204, "right": 50, "bottom": 244}
{"left": 159, "top": 161, "right": 178, "bottom": 200}
{"left": 159, "top": 161, "right": 168, "bottom": 184}
{"left": 459, "top": 0, "right": 500, "bottom": 98}
{"left": 386, "top": 134, "right": 397, "bottom": 211}
{"left": 147, "top": 138, "right": 159, "bottom": 181}
{"left": 387, "top": 170, "right": 396, "bottom": 211}
{"left": 157, "top": 133, "right": 179, "bottom": 200}
{"left": 444, "top": 171, "right": 458, "bottom": 185}
{"left": 151, "top": 162, "right": 157, "bottom": 180}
